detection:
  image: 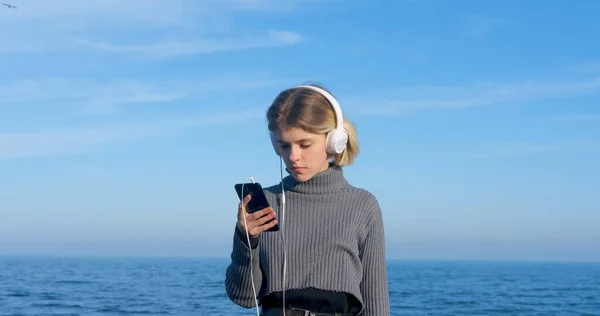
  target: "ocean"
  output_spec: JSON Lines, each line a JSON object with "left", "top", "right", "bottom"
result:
{"left": 0, "top": 256, "right": 598, "bottom": 315}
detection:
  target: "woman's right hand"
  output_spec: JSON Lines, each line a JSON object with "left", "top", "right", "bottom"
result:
{"left": 237, "top": 194, "right": 278, "bottom": 238}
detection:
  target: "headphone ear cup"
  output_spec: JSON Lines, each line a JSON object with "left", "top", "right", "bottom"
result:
{"left": 270, "top": 132, "right": 281, "bottom": 155}
{"left": 326, "top": 129, "right": 348, "bottom": 154}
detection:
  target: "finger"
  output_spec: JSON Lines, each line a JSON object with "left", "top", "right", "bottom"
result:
{"left": 264, "top": 219, "right": 278, "bottom": 229}
{"left": 256, "top": 219, "right": 278, "bottom": 234}
{"left": 249, "top": 218, "right": 278, "bottom": 236}
{"left": 248, "top": 212, "right": 277, "bottom": 232}
{"left": 256, "top": 209, "right": 276, "bottom": 225}
{"left": 243, "top": 194, "right": 251, "bottom": 206}
{"left": 239, "top": 194, "right": 251, "bottom": 209}
{"left": 245, "top": 210, "right": 274, "bottom": 231}
{"left": 246, "top": 212, "right": 268, "bottom": 227}
{"left": 238, "top": 195, "right": 252, "bottom": 215}
{"left": 242, "top": 208, "right": 274, "bottom": 231}
{"left": 251, "top": 207, "right": 273, "bottom": 220}
{"left": 255, "top": 211, "right": 276, "bottom": 226}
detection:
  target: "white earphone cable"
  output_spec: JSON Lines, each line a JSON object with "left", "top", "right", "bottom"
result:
{"left": 280, "top": 156, "right": 287, "bottom": 316}
{"left": 241, "top": 159, "right": 287, "bottom": 316}
{"left": 240, "top": 176, "right": 260, "bottom": 316}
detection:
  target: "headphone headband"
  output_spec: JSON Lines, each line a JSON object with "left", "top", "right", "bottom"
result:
{"left": 293, "top": 85, "right": 344, "bottom": 134}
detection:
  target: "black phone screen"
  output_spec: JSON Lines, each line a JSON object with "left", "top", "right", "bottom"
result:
{"left": 234, "top": 183, "right": 271, "bottom": 214}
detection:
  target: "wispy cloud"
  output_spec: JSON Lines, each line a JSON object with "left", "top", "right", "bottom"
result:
{"left": 0, "top": 0, "right": 310, "bottom": 56}
{"left": 73, "top": 31, "right": 302, "bottom": 58}
{"left": 345, "top": 76, "right": 600, "bottom": 116}
{"left": 0, "top": 109, "right": 264, "bottom": 159}
{"left": 0, "top": 73, "right": 283, "bottom": 119}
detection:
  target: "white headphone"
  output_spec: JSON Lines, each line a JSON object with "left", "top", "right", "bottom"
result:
{"left": 269, "top": 85, "right": 348, "bottom": 156}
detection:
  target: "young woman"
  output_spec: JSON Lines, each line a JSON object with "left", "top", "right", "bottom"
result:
{"left": 225, "top": 84, "right": 390, "bottom": 316}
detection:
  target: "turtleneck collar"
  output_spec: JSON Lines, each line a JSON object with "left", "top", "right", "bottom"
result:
{"left": 282, "top": 162, "right": 349, "bottom": 194}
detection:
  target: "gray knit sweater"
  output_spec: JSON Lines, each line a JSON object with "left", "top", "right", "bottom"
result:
{"left": 225, "top": 164, "right": 390, "bottom": 315}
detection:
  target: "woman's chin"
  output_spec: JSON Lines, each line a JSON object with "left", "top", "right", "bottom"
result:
{"left": 291, "top": 171, "right": 313, "bottom": 182}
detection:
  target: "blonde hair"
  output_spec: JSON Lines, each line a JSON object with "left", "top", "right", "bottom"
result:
{"left": 266, "top": 84, "right": 359, "bottom": 166}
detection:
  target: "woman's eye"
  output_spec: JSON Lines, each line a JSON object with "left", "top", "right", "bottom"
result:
{"left": 279, "top": 143, "right": 310, "bottom": 149}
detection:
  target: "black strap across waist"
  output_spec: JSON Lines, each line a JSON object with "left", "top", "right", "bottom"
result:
{"left": 260, "top": 288, "right": 361, "bottom": 315}
{"left": 261, "top": 307, "right": 355, "bottom": 316}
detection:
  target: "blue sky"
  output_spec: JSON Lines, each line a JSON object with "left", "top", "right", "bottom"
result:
{"left": 1, "top": 0, "right": 598, "bottom": 262}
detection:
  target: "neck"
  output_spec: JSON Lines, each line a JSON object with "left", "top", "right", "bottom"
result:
{"left": 283, "top": 162, "right": 349, "bottom": 194}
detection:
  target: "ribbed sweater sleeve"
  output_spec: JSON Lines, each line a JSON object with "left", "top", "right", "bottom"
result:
{"left": 359, "top": 197, "right": 390, "bottom": 315}
{"left": 224, "top": 225, "right": 262, "bottom": 308}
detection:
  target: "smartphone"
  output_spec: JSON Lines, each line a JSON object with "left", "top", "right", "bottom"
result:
{"left": 234, "top": 182, "right": 279, "bottom": 232}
